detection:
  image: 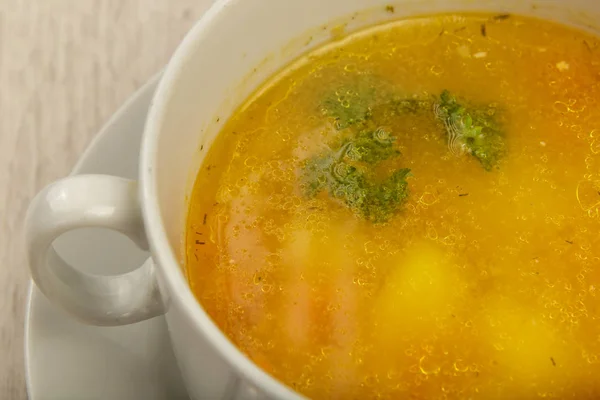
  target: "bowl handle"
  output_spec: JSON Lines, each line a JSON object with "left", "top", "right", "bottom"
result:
{"left": 25, "top": 174, "right": 165, "bottom": 326}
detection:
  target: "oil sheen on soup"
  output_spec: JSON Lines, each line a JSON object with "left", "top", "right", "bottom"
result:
{"left": 186, "top": 13, "right": 600, "bottom": 399}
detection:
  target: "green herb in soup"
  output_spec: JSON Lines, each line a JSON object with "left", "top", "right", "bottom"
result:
{"left": 321, "top": 83, "right": 375, "bottom": 129}
{"left": 322, "top": 76, "right": 505, "bottom": 171}
{"left": 186, "top": 13, "right": 600, "bottom": 400}
{"left": 434, "top": 89, "right": 505, "bottom": 170}
{"left": 303, "top": 128, "right": 410, "bottom": 223}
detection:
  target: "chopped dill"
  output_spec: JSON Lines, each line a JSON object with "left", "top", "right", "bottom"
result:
{"left": 434, "top": 90, "right": 505, "bottom": 170}
{"left": 303, "top": 127, "right": 410, "bottom": 223}
{"left": 313, "top": 77, "right": 506, "bottom": 223}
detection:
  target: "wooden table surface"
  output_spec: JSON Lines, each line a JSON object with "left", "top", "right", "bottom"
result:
{"left": 0, "top": 1, "right": 212, "bottom": 397}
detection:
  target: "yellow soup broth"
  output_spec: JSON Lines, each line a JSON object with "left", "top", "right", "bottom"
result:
{"left": 186, "top": 14, "right": 600, "bottom": 399}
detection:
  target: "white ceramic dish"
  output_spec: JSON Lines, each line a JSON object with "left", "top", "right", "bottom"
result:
{"left": 24, "top": 1, "right": 600, "bottom": 399}
{"left": 24, "top": 76, "right": 191, "bottom": 400}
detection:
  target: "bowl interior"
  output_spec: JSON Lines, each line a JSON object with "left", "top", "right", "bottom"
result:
{"left": 142, "top": 0, "right": 600, "bottom": 396}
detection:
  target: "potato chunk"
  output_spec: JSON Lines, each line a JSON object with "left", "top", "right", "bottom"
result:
{"left": 372, "top": 242, "right": 464, "bottom": 343}
{"left": 481, "top": 298, "right": 581, "bottom": 396}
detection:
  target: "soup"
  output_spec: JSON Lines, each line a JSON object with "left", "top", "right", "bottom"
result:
{"left": 186, "top": 12, "right": 600, "bottom": 399}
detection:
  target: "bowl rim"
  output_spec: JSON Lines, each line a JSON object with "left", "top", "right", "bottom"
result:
{"left": 139, "top": 0, "right": 303, "bottom": 398}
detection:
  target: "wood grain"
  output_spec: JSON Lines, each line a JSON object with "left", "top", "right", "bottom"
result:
{"left": 0, "top": 1, "right": 211, "bottom": 397}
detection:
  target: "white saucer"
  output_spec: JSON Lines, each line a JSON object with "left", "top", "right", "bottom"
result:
{"left": 25, "top": 75, "right": 193, "bottom": 400}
